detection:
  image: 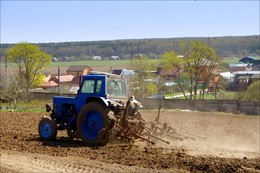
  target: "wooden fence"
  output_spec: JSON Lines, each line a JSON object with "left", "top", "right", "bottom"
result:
{"left": 139, "top": 98, "right": 260, "bottom": 115}
{"left": 3, "top": 92, "right": 257, "bottom": 115}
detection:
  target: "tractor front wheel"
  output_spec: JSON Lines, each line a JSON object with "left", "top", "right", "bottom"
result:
{"left": 38, "top": 116, "right": 57, "bottom": 141}
{"left": 77, "top": 102, "right": 110, "bottom": 145}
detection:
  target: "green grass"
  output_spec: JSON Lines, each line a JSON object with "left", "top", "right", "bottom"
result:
{"left": 222, "top": 57, "right": 240, "bottom": 64}
{"left": 1, "top": 59, "right": 161, "bottom": 69}
{"left": 0, "top": 108, "right": 45, "bottom": 113}
{"left": 217, "top": 91, "right": 238, "bottom": 100}
{"left": 0, "top": 99, "right": 51, "bottom": 112}
{"left": 221, "top": 56, "right": 260, "bottom": 64}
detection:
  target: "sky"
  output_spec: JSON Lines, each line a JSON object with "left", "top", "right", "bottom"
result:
{"left": 0, "top": 1, "right": 259, "bottom": 44}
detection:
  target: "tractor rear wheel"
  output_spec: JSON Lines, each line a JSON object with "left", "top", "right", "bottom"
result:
{"left": 38, "top": 116, "right": 57, "bottom": 141}
{"left": 77, "top": 102, "right": 110, "bottom": 145}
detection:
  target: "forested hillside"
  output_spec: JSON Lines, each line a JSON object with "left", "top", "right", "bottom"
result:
{"left": 1, "top": 35, "right": 259, "bottom": 61}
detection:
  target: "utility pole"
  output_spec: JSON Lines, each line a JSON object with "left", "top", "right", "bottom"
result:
{"left": 0, "top": 56, "right": 2, "bottom": 102}
{"left": 5, "top": 58, "right": 7, "bottom": 90}
{"left": 58, "top": 67, "right": 60, "bottom": 95}
{"left": 0, "top": 56, "right": 2, "bottom": 88}
{"left": 130, "top": 43, "right": 133, "bottom": 67}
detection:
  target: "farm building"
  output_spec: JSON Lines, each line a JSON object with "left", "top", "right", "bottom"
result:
{"left": 111, "top": 69, "right": 134, "bottom": 76}
{"left": 92, "top": 56, "right": 102, "bottom": 60}
{"left": 110, "top": 56, "right": 120, "bottom": 60}
{"left": 66, "top": 65, "right": 92, "bottom": 76}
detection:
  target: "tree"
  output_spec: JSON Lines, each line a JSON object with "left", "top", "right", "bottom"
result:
{"left": 240, "top": 81, "right": 260, "bottom": 102}
{"left": 161, "top": 51, "right": 182, "bottom": 71}
{"left": 130, "top": 54, "right": 157, "bottom": 98}
{"left": 180, "top": 41, "right": 220, "bottom": 100}
{"left": 160, "top": 51, "right": 187, "bottom": 97}
{"left": 5, "top": 42, "right": 52, "bottom": 91}
{"left": 160, "top": 42, "right": 220, "bottom": 100}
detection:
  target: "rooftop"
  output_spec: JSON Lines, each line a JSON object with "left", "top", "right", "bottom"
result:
{"left": 229, "top": 63, "right": 252, "bottom": 67}
{"left": 40, "top": 81, "right": 58, "bottom": 87}
{"left": 238, "top": 76, "right": 250, "bottom": 79}
{"left": 234, "top": 71, "right": 260, "bottom": 75}
{"left": 54, "top": 75, "right": 75, "bottom": 82}
{"left": 67, "top": 65, "right": 92, "bottom": 72}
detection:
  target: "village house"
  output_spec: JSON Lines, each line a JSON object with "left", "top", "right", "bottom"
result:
{"left": 50, "top": 75, "right": 75, "bottom": 91}
{"left": 239, "top": 56, "right": 260, "bottom": 65}
{"left": 250, "top": 73, "right": 260, "bottom": 83}
{"left": 239, "top": 56, "right": 260, "bottom": 71}
{"left": 187, "top": 59, "right": 219, "bottom": 89}
{"left": 39, "top": 65, "right": 92, "bottom": 92}
{"left": 229, "top": 63, "right": 253, "bottom": 72}
{"left": 233, "top": 71, "right": 260, "bottom": 90}
{"left": 156, "top": 63, "right": 182, "bottom": 79}
{"left": 40, "top": 81, "right": 58, "bottom": 90}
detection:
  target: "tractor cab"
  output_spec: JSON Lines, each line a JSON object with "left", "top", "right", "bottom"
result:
{"left": 78, "top": 71, "right": 128, "bottom": 99}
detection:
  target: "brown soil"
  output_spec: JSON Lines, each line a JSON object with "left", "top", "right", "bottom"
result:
{"left": 0, "top": 110, "right": 259, "bottom": 173}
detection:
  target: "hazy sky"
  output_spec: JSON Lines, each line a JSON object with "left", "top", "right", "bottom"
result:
{"left": 1, "top": 1, "right": 259, "bottom": 44}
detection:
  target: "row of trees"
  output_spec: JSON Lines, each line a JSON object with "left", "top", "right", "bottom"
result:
{"left": 1, "top": 35, "right": 259, "bottom": 60}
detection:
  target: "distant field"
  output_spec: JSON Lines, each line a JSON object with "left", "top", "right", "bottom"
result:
{"left": 49, "top": 60, "right": 133, "bottom": 67}
{"left": 222, "top": 56, "right": 260, "bottom": 64}
{"left": 2, "top": 57, "right": 258, "bottom": 69}
{"left": 0, "top": 59, "right": 160, "bottom": 68}
{"left": 222, "top": 57, "right": 240, "bottom": 64}
{"left": 50, "top": 57, "right": 255, "bottom": 67}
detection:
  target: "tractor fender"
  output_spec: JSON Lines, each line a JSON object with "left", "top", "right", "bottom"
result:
{"left": 99, "top": 97, "right": 110, "bottom": 106}
{"left": 85, "top": 96, "right": 110, "bottom": 107}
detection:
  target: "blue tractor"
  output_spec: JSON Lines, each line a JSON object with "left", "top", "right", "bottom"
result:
{"left": 38, "top": 71, "right": 142, "bottom": 145}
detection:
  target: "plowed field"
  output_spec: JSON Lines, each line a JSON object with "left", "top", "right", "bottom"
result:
{"left": 0, "top": 110, "right": 259, "bottom": 173}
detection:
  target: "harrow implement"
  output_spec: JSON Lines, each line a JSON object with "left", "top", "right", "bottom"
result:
{"left": 103, "top": 97, "right": 205, "bottom": 145}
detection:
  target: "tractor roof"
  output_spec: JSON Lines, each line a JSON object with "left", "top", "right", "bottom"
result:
{"left": 87, "top": 71, "right": 124, "bottom": 79}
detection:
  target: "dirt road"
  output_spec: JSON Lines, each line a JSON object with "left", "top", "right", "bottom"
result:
{"left": 0, "top": 110, "right": 259, "bottom": 172}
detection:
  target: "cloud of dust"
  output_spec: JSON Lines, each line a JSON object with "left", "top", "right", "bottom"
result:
{"left": 140, "top": 110, "right": 260, "bottom": 159}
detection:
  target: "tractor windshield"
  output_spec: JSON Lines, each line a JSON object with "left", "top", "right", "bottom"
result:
{"left": 106, "top": 78, "right": 127, "bottom": 98}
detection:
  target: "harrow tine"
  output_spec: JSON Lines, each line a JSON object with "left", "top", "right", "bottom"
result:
{"left": 160, "top": 132, "right": 184, "bottom": 141}
{"left": 133, "top": 133, "right": 155, "bottom": 145}
{"left": 147, "top": 133, "right": 170, "bottom": 144}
